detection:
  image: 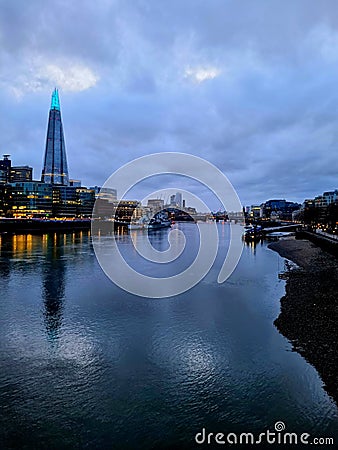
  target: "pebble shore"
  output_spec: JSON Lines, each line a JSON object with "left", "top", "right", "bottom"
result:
{"left": 268, "top": 238, "right": 338, "bottom": 405}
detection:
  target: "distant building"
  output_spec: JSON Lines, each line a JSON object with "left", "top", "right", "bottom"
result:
{"left": 175, "top": 192, "right": 182, "bottom": 208}
{"left": 0, "top": 155, "right": 11, "bottom": 183}
{"left": 184, "top": 206, "right": 197, "bottom": 215}
{"left": 0, "top": 184, "right": 11, "bottom": 216}
{"left": 147, "top": 199, "right": 164, "bottom": 212}
{"left": 50, "top": 186, "right": 95, "bottom": 217}
{"left": 93, "top": 199, "right": 140, "bottom": 220}
{"left": 69, "top": 179, "right": 81, "bottom": 187}
{"left": 89, "top": 186, "right": 101, "bottom": 196}
{"left": 97, "top": 187, "right": 117, "bottom": 202}
{"left": 303, "top": 199, "right": 315, "bottom": 208}
{"left": 170, "top": 194, "right": 176, "bottom": 206}
{"left": 114, "top": 200, "right": 141, "bottom": 221}
{"left": 76, "top": 187, "right": 95, "bottom": 217}
{"left": 93, "top": 198, "right": 112, "bottom": 218}
{"left": 261, "top": 199, "right": 300, "bottom": 221}
{"left": 11, "top": 166, "right": 33, "bottom": 182}
{"left": 41, "top": 88, "right": 69, "bottom": 185}
{"left": 314, "top": 190, "right": 338, "bottom": 208}
{"left": 249, "top": 205, "right": 262, "bottom": 219}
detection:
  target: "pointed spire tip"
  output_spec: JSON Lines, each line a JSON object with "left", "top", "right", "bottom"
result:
{"left": 51, "top": 88, "right": 60, "bottom": 111}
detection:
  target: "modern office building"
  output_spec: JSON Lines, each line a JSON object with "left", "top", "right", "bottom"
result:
{"left": 0, "top": 156, "right": 33, "bottom": 184}
{"left": 52, "top": 186, "right": 78, "bottom": 217}
{"left": 76, "top": 188, "right": 96, "bottom": 217}
{"left": 0, "top": 155, "right": 11, "bottom": 183}
{"left": 11, "top": 166, "right": 33, "bottom": 182}
{"left": 0, "top": 184, "right": 11, "bottom": 216}
{"left": 41, "top": 88, "right": 69, "bottom": 185}
{"left": 169, "top": 194, "right": 176, "bottom": 206}
{"left": 96, "top": 187, "right": 117, "bottom": 202}
{"left": 175, "top": 192, "right": 182, "bottom": 208}
{"left": 52, "top": 185, "right": 95, "bottom": 217}
{"left": 10, "top": 181, "right": 53, "bottom": 217}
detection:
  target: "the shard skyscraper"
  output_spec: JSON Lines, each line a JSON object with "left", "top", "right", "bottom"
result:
{"left": 41, "top": 88, "right": 69, "bottom": 185}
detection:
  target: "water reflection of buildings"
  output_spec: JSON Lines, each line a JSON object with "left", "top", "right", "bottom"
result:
{"left": 42, "top": 234, "right": 66, "bottom": 342}
{"left": 243, "top": 238, "right": 264, "bottom": 255}
{"left": 42, "top": 231, "right": 89, "bottom": 342}
{"left": 0, "top": 232, "right": 90, "bottom": 342}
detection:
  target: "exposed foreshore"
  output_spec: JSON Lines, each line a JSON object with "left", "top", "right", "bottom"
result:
{"left": 268, "top": 237, "right": 338, "bottom": 405}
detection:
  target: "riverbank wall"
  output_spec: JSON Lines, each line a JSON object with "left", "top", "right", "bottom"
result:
{"left": 296, "top": 230, "right": 338, "bottom": 257}
{"left": 0, "top": 219, "right": 91, "bottom": 234}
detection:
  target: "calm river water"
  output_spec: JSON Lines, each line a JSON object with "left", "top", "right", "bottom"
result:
{"left": 0, "top": 223, "right": 337, "bottom": 449}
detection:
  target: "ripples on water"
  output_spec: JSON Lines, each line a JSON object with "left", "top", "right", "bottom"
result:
{"left": 0, "top": 225, "right": 337, "bottom": 449}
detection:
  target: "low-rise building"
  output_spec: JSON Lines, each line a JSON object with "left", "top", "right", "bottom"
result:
{"left": 147, "top": 199, "right": 164, "bottom": 213}
{"left": 10, "top": 166, "right": 33, "bottom": 182}
{"left": 261, "top": 199, "right": 300, "bottom": 221}
{"left": 10, "top": 181, "right": 53, "bottom": 217}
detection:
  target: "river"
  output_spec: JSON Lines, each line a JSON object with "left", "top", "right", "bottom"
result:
{"left": 0, "top": 223, "right": 337, "bottom": 449}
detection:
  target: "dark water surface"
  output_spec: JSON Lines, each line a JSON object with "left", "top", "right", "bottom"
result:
{"left": 0, "top": 224, "right": 337, "bottom": 449}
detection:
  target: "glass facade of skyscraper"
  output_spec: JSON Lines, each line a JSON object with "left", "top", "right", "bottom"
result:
{"left": 41, "top": 89, "right": 69, "bottom": 185}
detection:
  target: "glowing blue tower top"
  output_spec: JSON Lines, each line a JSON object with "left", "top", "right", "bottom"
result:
{"left": 51, "top": 88, "right": 60, "bottom": 111}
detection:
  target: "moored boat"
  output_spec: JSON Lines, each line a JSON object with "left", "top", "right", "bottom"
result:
{"left": 146, "top": 211, "right": 171, "bottom": 230}
{"left": 243, "top": 225, "right": 262, "bottom": 241}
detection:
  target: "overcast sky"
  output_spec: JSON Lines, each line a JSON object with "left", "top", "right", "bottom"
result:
{"left": 1, "top": 0, "right": 338, "bottom": 208}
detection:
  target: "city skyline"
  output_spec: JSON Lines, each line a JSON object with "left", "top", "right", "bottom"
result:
{"left": 1, "top": 1, "right": 338, "bottom": 207}
{"left": 2, "top": 86, "right": 335, "bottom": 213}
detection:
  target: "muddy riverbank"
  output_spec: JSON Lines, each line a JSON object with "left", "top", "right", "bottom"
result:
{"left": 269, "top": 238, "right": 338, "bottom": 405}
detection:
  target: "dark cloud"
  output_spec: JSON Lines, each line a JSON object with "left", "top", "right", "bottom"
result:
{"left": 1, "top": 0, "right": 338, "bottom": 207}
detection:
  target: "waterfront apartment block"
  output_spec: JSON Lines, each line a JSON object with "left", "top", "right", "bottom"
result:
{"left": 301, "top": 190, "right": 338, "bottom": 231}
{"left": 314, "top": 190, "right": 338, "bottom": 208}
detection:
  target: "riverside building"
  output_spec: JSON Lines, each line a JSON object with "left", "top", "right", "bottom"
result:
{"left": 0, "top": 90, "right": 95, "bottom": 218}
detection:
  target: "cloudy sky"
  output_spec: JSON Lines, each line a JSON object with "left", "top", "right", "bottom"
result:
{"left": 1, "top": 0, "right": 338, "bottom": 208}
